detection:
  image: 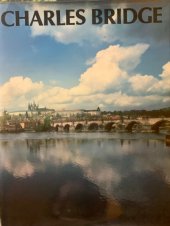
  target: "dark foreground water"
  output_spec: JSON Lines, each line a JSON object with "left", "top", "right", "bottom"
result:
{"left": 0, "top": 132, "right": 170, "bottom": 226}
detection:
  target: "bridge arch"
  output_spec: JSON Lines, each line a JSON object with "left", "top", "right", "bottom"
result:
{"left": 64, "top": 124, "right": 70, "bottom": 132}
{"left": 88, "top": 123, "right": 99, "bottom": 131}
{"left": 125, "top": 121, "right": 142, "bottom": 132}
{"left": 55, "top": 124, "right": 59, "bottom": 132}
{"left": 75, "top": 123, "right": 84, "bottom": 131}
{"left": 98, "top": 124, "right": 104, "bottom": 130}
{"left": 104, "top": 122, "right": 115, "bottom": 132}
{"left": 151, "top": 120, "right": 170, "bottom": 132}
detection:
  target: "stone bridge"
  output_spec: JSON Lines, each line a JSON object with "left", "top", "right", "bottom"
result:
{"left": 52, "top": 118, "right": 170, "bottom": 132}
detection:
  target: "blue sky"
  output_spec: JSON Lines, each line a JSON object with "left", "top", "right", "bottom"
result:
{"left": 0, "top": 2, "right": 170, "bottom": 111}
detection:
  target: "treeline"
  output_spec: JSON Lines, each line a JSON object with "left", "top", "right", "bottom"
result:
{"left": 103, "top": 107, "right": 170, "bottom": 118}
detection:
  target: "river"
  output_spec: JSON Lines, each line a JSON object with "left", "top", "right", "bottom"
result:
{"left": 0, "top": 132, "right": 170, "bottom": 226}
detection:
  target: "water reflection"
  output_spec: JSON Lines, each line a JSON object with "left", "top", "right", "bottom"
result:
{"left": 0, "top": 133, "right": 170, "bottom": 226}
{"left": 116, "top": 171, "right": 170, "bottom": 220}
{"left": 1, "top": 164, "right": 121, "bottom": 226}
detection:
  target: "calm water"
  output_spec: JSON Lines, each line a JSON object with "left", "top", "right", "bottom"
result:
{"left": 0, "top": 132, "right": 170, "bottom": 226}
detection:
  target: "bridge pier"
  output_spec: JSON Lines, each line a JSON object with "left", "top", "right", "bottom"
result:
{"left": 166, "top": 135, "right": 170, "bottom": 147}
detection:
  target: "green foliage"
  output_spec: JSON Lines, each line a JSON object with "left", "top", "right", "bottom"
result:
{"left": 35, "top": 116, "right": 52, "bottom": 132}
{"left": 44, "top": 116, "right": 51, "bottom": 131}
{"left": 0, "top": 110, "right": 10, "bottom": 127}
{"left": 102, "top": 107, "right": 170, "bottom": 118}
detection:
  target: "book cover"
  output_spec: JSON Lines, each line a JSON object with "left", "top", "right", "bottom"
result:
{"left": 0, "top": 0, "right": 170, "bottom": 226}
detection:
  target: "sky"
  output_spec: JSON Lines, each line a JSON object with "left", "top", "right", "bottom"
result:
{"left": 0, "top": 1, "right": 170, "bottom": 111}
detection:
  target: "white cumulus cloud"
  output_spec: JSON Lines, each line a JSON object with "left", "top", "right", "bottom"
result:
{"left": 147, "top": 62, "right": 170, "bottom": 95}
{"left": 0, "top": 44, "right": 170, "bottom": 111}
{"left": 129, "top": 74, "right": 158, "bottom": 93}
{"left": 0, "top": 76, "right": 43, "bottom": 110}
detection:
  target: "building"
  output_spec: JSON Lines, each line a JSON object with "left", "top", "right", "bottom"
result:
{"left": 56, "top": 109, "right": 84, "bottom": 118}
{"left": 83, "top": 107, "right": 101, "bottom": 116}
{"left": 56, "top": 107, "right": 101, "bottom": 118}
{"left": 8, "top": 104, "right": 101, "bottom": 119}
{"left": 9, "top": 102, "right": 55, "bottom": 117}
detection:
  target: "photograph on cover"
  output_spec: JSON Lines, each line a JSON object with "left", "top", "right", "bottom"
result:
{"left": 0, "top": 0, "right": 170, "bottom": 226}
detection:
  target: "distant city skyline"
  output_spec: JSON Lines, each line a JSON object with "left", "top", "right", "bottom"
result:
{"left": 0, "top": 2, "right": 170, "bottom": 111}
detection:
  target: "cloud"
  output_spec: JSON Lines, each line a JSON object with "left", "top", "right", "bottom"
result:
{"left": 0, "top": 76, "right": 43, "bottom": 110}
{"left": 129, "top": 74, "right": 158, "bottom": 93}
{"left": 147, "top": 62, "right": 170, "bottom": 95}
{"left": 0, "top": 44, "right": 170, "bottom": 111}
{"left": 29, "top": 5, "right": 101, "bottom": 45}
{"left": 70, "top": 44, "right": 149, "bottom": 96}
{"left": 129, "top": 61, "right": 170, "bottom": 96}
{"left": 27, "top": 2, "right": 169, "bottom": 45}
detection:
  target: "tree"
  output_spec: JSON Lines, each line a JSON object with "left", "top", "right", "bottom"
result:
{"left": 43, "top": 116, "right": 51, "bottom": 131}
{"left": 0, "top": 110, "right": 9, "bottom": 128}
